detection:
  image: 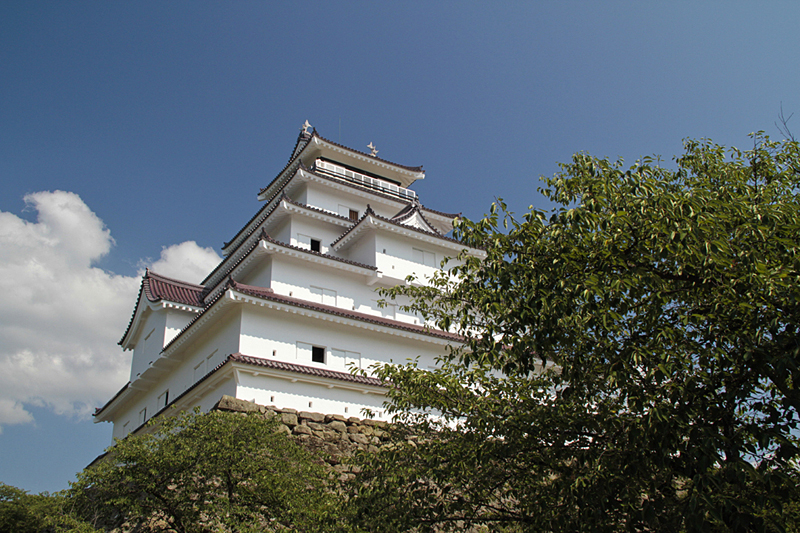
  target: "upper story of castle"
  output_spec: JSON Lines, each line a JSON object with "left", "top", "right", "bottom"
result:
{"left": 117, "top": 122, "right": 484, "bottom": 381}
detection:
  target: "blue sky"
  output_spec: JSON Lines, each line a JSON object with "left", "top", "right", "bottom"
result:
{"left": 1, "top": 1, "right": 798, "bottom": 494}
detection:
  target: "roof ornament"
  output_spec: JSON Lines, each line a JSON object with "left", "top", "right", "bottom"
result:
{"left": 367, "top": 142, "right": 379, "bottom": 157}
{"left": 300, "top": 120, "right": 312, "bottom": 135}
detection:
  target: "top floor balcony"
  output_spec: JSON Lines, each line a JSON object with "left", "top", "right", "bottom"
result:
{"left": 313, "top": 159, "right": 417, "bottom": 201}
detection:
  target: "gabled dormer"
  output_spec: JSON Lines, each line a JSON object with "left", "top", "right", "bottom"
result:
{"left": 120, "top": 271, "right": 206, "bottom": 381}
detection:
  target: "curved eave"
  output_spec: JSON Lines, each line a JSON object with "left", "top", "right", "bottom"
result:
{"left": 203, "top": 237, "right": 379, "bottom": 304}
{"left": 93, "top": 351, "right": 387, "bottom": 428}
{"left": 231, "top": 354, "right": 387, "bottom": 390}
{"left": 301, "top": 133, "right": 424, "bottom": 188}
{"left": 205, "top": 197, "right": 376, "bottom": 295}
{"left": 163, "top": 283, "right": 460, "bottom": 364}
{"left": 223, "top": 162, "right": 453, "bottom": 261}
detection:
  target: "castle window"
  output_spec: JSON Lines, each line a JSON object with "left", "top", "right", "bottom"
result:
{"left": 338, "top": 204, "right": 359, "bottom": 221}
{"left": 332, "top": 349, "right": 361, "bottom": 369}
{"left": 311, "top": 286, "right": 337, "bottom": 306}
{"left": 312, "top": 346, "right": 325, "bottom": 363}
{"left": 412, "top": 247, "right": 437, "bottom": 267}
{"left": 297, "top": 342, "right": 327, "bottom": 364}
{"left": 138, "top": 407, "right": 147, "bottom": 425}
{"left": 296, "top": 233, "right": 322, "bottom": 253}
{"left": 157, "top": 390, "right": 169, "bottom": 409}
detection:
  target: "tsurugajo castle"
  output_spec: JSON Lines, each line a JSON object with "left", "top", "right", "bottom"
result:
{"left": 95, "top": 121, "right": 484, "bottom": 440}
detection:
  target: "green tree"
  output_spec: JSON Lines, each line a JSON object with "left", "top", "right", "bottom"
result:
{"left": 0, "top": 483, "right": 97, "bottom": 533}
{"left": 350, "top": 134, "right": 800, "bottom": 532}
{"left": 71, "top": 409, "right": 345, "bottom": 533}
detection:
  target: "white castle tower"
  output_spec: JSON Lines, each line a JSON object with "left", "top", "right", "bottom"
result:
{"left": 94, "top": 123, "right": 484, "bottom": 440}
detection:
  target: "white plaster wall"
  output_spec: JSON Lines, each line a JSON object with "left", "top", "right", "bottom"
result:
{"left": 176, "top": 309, "right": 243, "bottom": 392}
{"left": 239, "top": 256, "right": 272, "bottom": 288}
{"left": 375, "top": 231, "right": 464, "bottom": 283}
{"left": 344, "top": 231, "right": 377, "bottom": 267}
{"left": 111, "top": 375, "right": 237, "bottom": 442}
{"left": 287, "top": 216, "right": 345, "bottom": 254}
{"left": 268, "top": 255, "right": 384, "bottom": 315}
{"left": 236, "top": 372, "right": 389, "bottom": 420}
{"left": 304, "top": 181, "right": 403, "bottom": 220}
{"left": 287, "top": 183, "right": 308, "bottom": 205}
{"left": 110, "top": 309, "right": 243, "bottom": 441}
{"left": 267, "top": 218, "right": 291, "bottom": 244}
{"left": 129, "top": 310, "right": 167, "bottom": 381}
{"left": 238, "top": 303, "right": 449, "bottom": 374}
{"left": 164, "top": 309, "right": 196, "bottom": 346}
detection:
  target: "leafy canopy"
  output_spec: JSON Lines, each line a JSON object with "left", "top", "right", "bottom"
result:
{"left": 71, "top": 408, "right": 344, "bottom": 533}
{"left": 351, "top": 134, "right": 800, "bottom": 532}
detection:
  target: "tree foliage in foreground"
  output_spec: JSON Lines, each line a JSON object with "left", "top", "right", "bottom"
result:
{"left": 350, "top": 134, "right": 800, "bottom": 532}
{"left": 0, "top": 482, "right": 97, "bottom": 533}
{"left": 70, "top": 409, "right": 345, "bottom": 533}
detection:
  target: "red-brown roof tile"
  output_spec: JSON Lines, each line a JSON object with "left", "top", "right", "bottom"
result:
{"left": 143, "top": 270, "right": 206, "bottom": 307}
{"left": 119, "top": 271, "right": 207, "bottom": 346}
{"left": 229, "top": 280, "right": 462, "bottom": 341}
{"left": 229, "top": 353, "right": 387, "bottom": 387}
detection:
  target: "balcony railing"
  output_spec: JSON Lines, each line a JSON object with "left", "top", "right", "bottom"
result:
{"left": 313, "top": 159, "right": 417, "bottom": 201}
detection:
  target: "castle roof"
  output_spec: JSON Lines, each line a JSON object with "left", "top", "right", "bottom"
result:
{"left": 119, "top": 271, "right": 206, "bottom": 347}
{"left": 93, "top": 352, "right": 386, "bottom": 422}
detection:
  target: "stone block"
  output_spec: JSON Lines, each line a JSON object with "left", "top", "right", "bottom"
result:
{"left": 292, "top": 425, "right": 312, "bottom": 436}
{"left": 349, "top": 433, "right": 370, "bottom": 445}
{"left": 299, "top": 411, "right": 325, "bottom": 423}
{"left": 215, "top": 395, "right": 260, "bottom": 413}
{"left": 328, "top": 420, "right": 347, "bottom": 433}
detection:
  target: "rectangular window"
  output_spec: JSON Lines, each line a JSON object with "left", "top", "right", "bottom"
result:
{"left": 297, "top": 233, "right": 311, "bottom": 249}
{"left": 206, "top": 350, "right": 217, "bottom": 369}
{"left": 412, "top": 247, "right": 437, "bottom": 267}
{"left": 138, "top": 407, "right": 147, "bottom": 425}
{"left": 298, "top": 342, "right": 326, "bottom": 364}
{"left": 312, "top": 346, "right": 325, "bottom": 363}
{"left": 122, "top": 420, "right": 130, "bottom": 435}
{"left": 332, "top": 349, "right": 361, "bottom": 369}
{"left": 298, "top": 233, "right": 323, "bottom": 253}
{"left": 311, "top": 286, "right": 337, "bottom": 306}
{"left": 338, "top": 204, "right": 359, "bottom": 221}
{"left": 157, "top": 390, "right": 169, "bottom": 409}
{"left": 296, "top": 342, "right": 311, "bottom": 361}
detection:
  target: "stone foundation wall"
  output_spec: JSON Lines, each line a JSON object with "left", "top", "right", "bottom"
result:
{"left": 214, "top": 395, "right": 391, "bottom": 479}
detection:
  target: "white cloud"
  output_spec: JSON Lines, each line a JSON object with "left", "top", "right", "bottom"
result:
{"left": 141, "top": 241, "right": 221, "bottom": 284}
{"left": 0, "top": 191, "right": 221, "bottom": 431}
